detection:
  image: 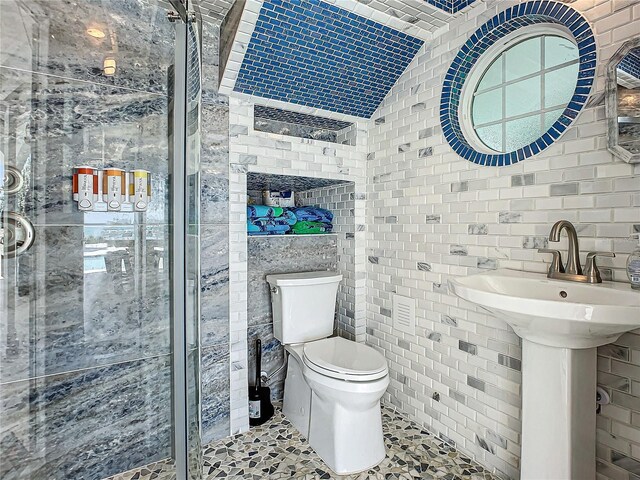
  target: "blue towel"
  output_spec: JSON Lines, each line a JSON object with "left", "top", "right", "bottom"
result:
{"left": 247, "top": 218, "right": 290, "bottom": 235}
{"left": 292, "top": 207, "right": 333, "bottom": 224}
{"left": 248, "top": 229, "right": 289, "bottom": 236}
{"left": 247, "top": 205, "right": 283, "bottom": 220}
{"left": 248, "top": 210, "right": 296, "bottom": 226}
{"left": 280, "top": 210, "right": 297, "bottom": 225}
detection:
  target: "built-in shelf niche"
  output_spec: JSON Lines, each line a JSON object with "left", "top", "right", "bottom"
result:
{"left": 246, "top": 172, "right": 353, "bottom": 239}
{"left": 253, "top": 105, "right": 357, "bottom": 146}
{"left": 247, "top": 172, "right": 351, "bottom": 193}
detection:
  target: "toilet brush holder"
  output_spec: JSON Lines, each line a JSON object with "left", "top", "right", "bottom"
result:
{"left": 249, "top": 339, "right": 274, "bottom": 427}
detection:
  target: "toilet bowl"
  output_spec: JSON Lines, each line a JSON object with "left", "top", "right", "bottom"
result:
{"left": 285, "top": 337, "right": 390, "bottom": 475}
{"left": 266, "top": 272, "right": 390, "bottom": 475}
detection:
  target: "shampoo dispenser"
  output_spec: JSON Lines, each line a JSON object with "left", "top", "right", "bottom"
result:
{"left": 628, "top": 233, "right": 640, "bottom": 289}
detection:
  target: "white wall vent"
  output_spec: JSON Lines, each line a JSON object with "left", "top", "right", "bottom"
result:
{"left": 392, "top": 294, "right": 415, "bottom": 335}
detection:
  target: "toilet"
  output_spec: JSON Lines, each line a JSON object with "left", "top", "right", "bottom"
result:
{"left": 266, "top": 271, "right": 390, "bottom": 475}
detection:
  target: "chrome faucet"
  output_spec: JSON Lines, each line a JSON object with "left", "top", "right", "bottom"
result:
{"left": 538, "top": 220, "right": 615, "bottom": 283}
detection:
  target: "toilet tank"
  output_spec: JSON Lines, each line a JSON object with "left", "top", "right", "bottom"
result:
{"left": 266, "top": 271, "right": 342, "bottom": 345}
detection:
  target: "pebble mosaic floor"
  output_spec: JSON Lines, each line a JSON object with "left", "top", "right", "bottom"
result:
{"left": 104, "top": 458, "right": 176, "bottom": 480}
{"left": 105, "top": 404, "right": 499, "bottom": 480}
{"left": 204, "top": 404, "right": 498, "bottom": 479}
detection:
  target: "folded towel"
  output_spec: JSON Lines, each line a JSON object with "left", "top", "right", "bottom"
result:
{"left": 248, "top": 229, "right": 289, "bottom": 236}
{"left": 292, "top": 207, "right": 333, "bottom": 224}
{"left": 248, "top": 210, "right": 296, "bottom": 226}
{"left": 291, "top": 221, "right": 333, "bottom": 234}
{"left": 247, "top": 205, "right": 284, "bottom": 220}
{"left": 280, "top": 210, "right": 297, "bottom": 225}
{"left": 247, "top": 218, "right": 291, "bottom": 235}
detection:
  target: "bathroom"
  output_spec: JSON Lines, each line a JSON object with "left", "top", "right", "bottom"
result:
{"left": 0, "top": 0, "right": 639, "bottom": 478}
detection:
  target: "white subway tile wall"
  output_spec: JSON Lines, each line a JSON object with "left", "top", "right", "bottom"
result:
{"left": 298, "top": 183, "right": 367, "bottom": 341}
{"left": 366, "top": 1, "right": 640, "bottom": 479}
{"left": 228, "top": 95, "right": 368, "bottom": 434}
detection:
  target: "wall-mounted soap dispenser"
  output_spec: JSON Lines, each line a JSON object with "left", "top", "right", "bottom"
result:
{"left": 72, "top": 166, "right": 98, "bottom": 211}
{"left": 628, "top": 233, "right": 640, "bottom": 290}
{"left": 72, "top": 167, "right": 151, "bottom": 212}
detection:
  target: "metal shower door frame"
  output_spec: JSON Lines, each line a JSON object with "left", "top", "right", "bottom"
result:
{"left": 170, "top": 1, "right": 202, "bottom": 478}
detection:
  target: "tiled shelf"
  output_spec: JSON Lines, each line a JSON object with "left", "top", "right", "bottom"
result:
{"left": 248, "top": 233, "right": 338, "bottom": 239}
{"left": 246, "top": 172, "right": 353, "bottom": 193}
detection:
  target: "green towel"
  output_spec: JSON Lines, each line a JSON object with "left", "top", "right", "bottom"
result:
{"left": 291, "top": 221, "right": 332, "bottom": 234}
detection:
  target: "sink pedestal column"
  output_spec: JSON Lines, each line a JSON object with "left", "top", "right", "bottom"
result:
{"left": 521, "top": 340, "right": 596, "bottom": 480}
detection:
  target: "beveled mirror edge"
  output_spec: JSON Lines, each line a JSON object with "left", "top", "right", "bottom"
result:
{"left": 605, "top": 36, "right": 640, "bottom": 164}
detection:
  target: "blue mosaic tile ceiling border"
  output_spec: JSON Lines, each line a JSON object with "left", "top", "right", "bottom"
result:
{"left": 618, "top": 49, "right": 640, "bottom": 79}
{"left": 425, "top": 0, "right": 477, "bottom": 14}
{"left": 254, "top": 105, "right": 353, "bottom": 131}
{"left": 439, "top": 1, "right": 595, "bottom": 167}
{"left": 234, "top": 0, "right": 424, "bottom": 118}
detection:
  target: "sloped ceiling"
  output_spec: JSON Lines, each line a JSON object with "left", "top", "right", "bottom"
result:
{"left": 232, "top": 0, "right": 424, "bottom": 118}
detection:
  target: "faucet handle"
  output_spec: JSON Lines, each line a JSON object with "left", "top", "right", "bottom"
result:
{"left": 538, "top": 249, "right": 565, "bottom": 275}
{"left": 584, "top": 251, "right": 616, "bottom": 283}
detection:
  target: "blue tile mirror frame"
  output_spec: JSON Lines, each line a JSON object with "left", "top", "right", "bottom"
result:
{"left": 440, "top": 1, "right": 596, "bottom": 167}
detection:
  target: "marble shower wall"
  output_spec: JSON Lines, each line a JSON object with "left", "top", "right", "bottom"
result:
{"left": 0, "top": 1, "right": 231, "bottom": 478}
{"left": 199, "top": 19, "right": 231, "bottom": 446}
{"left": 0, "top": 2, "right": 171, "bottom": 478}
{"left": 246, "top": 235, "right": 338, "bottom": 401}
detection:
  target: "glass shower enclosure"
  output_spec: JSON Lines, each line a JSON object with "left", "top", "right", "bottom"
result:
{"left": 0, "top": 0, "right": 203, "bottom": 478}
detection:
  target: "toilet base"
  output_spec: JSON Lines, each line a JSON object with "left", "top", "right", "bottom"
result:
{"left": 283, "top": 347, "right": 389, "bottom": 475}
{"left": 307, "top": 382, "right": 386, "bottom": 475}
{"left": 282, "top": 350, "right": 312, "bottom": 438}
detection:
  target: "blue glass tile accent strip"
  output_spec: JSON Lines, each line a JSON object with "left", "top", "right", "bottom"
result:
{"left": 254, "top": 105, "right": 353, "bottom": 131}
{"left": 234, "top": 0, "right": 424, "bottom": 118}
{"left": 439, "top": 1, "right": 595, "bottom": 167}
{"left": 424, "top": 0, "right": 477, "bottom": 14}
{"left": 618, "top": 49, "right": 640, "bottom": 79}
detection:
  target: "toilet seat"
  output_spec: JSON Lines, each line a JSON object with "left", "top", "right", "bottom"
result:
{"left": 302, "top": 337, "right": 388, "bottom": 382}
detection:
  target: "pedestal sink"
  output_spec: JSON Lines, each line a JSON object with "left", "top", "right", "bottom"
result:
{"left": 448, "top": 269, "right": 640, "bottom": 480}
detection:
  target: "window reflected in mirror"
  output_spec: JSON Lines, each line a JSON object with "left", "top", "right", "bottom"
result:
{"left": 607, "top": 39, "right": 640, "bottom": 164}
{"left": 616, "top": 47, "right": 640, "bottom": 155}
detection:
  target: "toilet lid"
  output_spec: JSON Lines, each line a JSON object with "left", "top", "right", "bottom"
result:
{"left": 303, "top": 337, "right": 388, "bottom": 380}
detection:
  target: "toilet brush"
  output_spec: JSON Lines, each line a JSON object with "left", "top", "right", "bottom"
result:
{"left": 249, "top": 339, "right": 274, "bottom": 427}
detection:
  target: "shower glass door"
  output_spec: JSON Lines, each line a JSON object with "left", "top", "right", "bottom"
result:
{"left": 0, "top": 1, "right": 202, "bottom": 478}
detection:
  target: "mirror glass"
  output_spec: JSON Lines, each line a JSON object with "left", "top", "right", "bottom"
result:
{"left": 616, "top": 47, "right": 640, "bottom": 156}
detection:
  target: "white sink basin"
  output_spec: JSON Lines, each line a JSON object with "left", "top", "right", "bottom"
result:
{"left": 450, "top": 268, "right": 640, "bottom": 478}
{"left": 448, "top": 269, "right": 640, "bottom": 348}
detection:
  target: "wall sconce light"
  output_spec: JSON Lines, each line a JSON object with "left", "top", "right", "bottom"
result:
{"left": 103, "top": 57, "right": 116, "bottom": 76}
